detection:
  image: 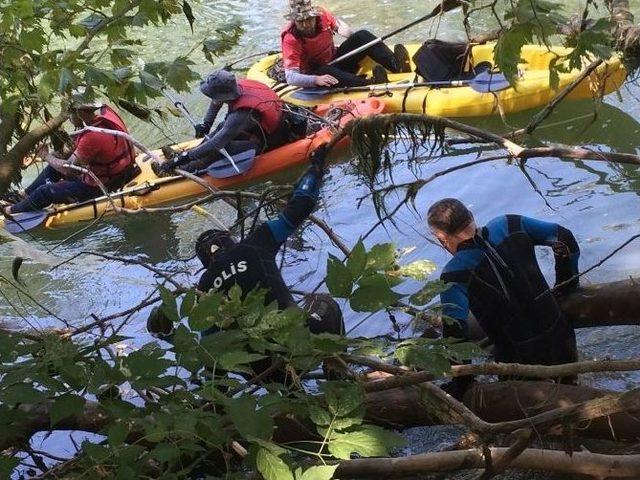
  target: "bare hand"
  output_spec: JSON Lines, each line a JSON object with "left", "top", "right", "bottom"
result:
{"left": 315, "top": 74, "right": 339, "bottom": 87}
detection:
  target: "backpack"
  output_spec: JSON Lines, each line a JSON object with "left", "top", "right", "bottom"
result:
{"left": 412, "top": 39, "right": 472, "bottom": 83}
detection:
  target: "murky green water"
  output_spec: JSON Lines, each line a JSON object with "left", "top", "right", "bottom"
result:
{"left": 3, "top": 0, "right": 640, "bottom": 473}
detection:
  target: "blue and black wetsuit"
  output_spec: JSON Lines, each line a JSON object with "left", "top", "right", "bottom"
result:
{"left": 198, "top": 167, "right": 324, "bottom": 311}
{"left": 440, "top": 215, "right": 580, "bottom": 367}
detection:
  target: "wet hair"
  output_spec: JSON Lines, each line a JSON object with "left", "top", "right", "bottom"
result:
{"left": 427, "top": 198, "right": 474, "bottom": 235}
{"left": 195, "top": 229, "right": 235, "bottom": 267}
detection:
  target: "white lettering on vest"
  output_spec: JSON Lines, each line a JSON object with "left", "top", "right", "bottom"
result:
{"left": 210, "top": 261, "right": 249, "bottom": 290}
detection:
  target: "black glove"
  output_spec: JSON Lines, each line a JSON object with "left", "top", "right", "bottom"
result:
{"left": 309, "top": 143, "right": 330, "bottom": 174}
{"left": 147, "top": 306, "right": 174, "bottom": 338}
{"left": 194, "top": 123, "right": 209, "bottom": 139}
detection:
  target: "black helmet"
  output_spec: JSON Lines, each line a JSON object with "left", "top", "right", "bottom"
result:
{"left": 195, "top": 229, "right": 235, "bottom": 267}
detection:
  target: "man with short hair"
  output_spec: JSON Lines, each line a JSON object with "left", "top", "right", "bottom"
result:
{"left": 427, "top": 198, "right": 580, "bottom": 395}
{"left": 3, "top": 97, "right": 137, "bottom": 214}
{"left": 154, "top": 70, "right": 288, "bottom": 175}
{"left": 281, "top": 0, "right": 409, "bottom": 88}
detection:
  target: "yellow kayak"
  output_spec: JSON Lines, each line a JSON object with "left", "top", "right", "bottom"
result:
{"left": 1, "top": 99, "right": 385, "bottom": 231}
{"left": 247, "top": 43, "right": 626, "bottom": 117}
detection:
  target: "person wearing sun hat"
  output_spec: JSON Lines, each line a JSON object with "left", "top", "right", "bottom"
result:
{"left": 280, "top": 0, "right": 410, "bottom": 88}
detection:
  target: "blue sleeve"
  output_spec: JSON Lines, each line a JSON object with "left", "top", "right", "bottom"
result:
{"left": 440, "top": 282, "right": 469, "bottom": 337}
{"left": 263, "top": 169, "right": 322, "bottom": 245}
{"left": 202, "top": 101, "right": 223, "bottom": 130}
{"left": 520, "top": 215, "right": 580, "bottom": 289}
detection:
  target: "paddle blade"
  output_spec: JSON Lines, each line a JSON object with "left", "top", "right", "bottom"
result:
{"left": 205, "top": 149, "right": 257, "bottom": 179}
{"left": 291, "top": 88, "right": 332, "bottom": 101}
{"left": 470, "top": 71, "right": 512, "bottom": 93}
{"left": 3, "top": 211, "right": 49, "bottom": 234}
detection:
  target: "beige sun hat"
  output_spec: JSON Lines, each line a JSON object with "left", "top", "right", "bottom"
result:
{"left": 284, "top": 0, "right": 320, "bottom": 21}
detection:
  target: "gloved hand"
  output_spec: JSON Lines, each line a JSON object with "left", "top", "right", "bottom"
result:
{"left": 194, "top": 123, "right": 209, "bottom": 139}
{"left": 310, "top": 143, "right": 330, "bottom": 174}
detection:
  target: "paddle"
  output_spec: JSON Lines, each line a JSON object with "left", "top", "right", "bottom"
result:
{"left": 327, "top": 0, "right": 461, "bottom": 67}
{"left": 291, "top": 70, "right": 511, "bottom": 100}
{"left": 203, "top": 149, "right": 257, "bottom": 179}
{"left": 1, "top": 178, "right": 173, "bottom": 233}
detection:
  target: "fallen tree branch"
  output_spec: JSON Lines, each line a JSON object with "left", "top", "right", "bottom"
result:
{"left": 334, "top": 447, "right": 640, "bottom": 478}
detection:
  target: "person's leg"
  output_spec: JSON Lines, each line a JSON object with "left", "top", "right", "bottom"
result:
{"left": 180, "top": 140, "right": 260, "bottom": 174}
{"left": 316, "top": 64, "right": 369, "bottom": 87}
{"left": 11, "top": 180, "right": 100, "bottom": 213}
{"left": 24, "top": 165, "right": 65, "bottom": 195}
{"left": 333, "top": 29, "right": 399, "bottom": 73}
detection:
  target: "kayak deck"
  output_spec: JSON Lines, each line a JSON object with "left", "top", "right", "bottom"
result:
{"left": 247, "top": 43, "right": 626, "bottom": 117}
{"left": 3, "top": 99, "right": 385, "bottom": 231}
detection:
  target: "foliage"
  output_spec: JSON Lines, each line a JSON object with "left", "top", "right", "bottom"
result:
{"left": 490, "top": 0, "right": 614, "bottom": 86}
{"left": 0, "top": 0, "right": 243, "bottom": 193}
{"left": 0, "top": 239, "right": 484, "bottom": 478}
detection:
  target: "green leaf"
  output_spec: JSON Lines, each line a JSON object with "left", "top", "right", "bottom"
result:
{"left": 391, "top": 260, "right": 436, "bottom": 280}
{"left": 218, "top": 351, "right": 265, "bottom": 371}
{"left": 0, "top": 455, "right": 19, "bottom": 478}
{"left": 180, "top": 289, "right": 197, "bottom": 318}
{"left": 308, "top": 405, "right": 332, "bottom": 426}
{"left": 182, "top": 1, "right": 195, "bottom": 33}
{"left": 0, "top": 383, "right": 45, "bottom": 406}
{"left": 326, "top": 254, "right": 353, "bottom": 297}
{"left": 409, "top": 280, "right": 449, "bottom": 306}
{"left": 158, "top": 284, "right": 179, "bottom": 322}
{"left": 108, "top": 422, "right": 129, "bottom": 447}
{"left": 347, "top": 239, "right": 367, "bottom": 278}
{"left": 323, "top": 382, "right": 363, "bottom": 417}
{"left": 297, "top": 465, "right": 338, "bottom": 480}
{"left": 365, "top": 243, "right": 396, "bottom": 271}
{"left": 50, "top": 394, "right": 85, "bottom": 426}
{"left": 152, "top": 443, "right": 180, "bottom": 463}
{"left": 227, "top": 396, "right": 273, "bottom": 440}
{"left": 327, "top": 425, "right": 405, "bottom": 459}
{"left": 493, "top": 23, "right": 531, "bottom": 82}
{"left": 188, "top": 290, "right": 221, "bottom": 331}
{"left": 83, "top": 441, "right": 110, "bottom": 462}
{"left": 349, "top": 274, "right": 403, "bottom": 312}
{"left": 256, "top": 448, "right": 294, "bottom": 480}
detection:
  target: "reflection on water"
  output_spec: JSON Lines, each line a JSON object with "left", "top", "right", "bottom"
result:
{"left": 3, "top": 0, "right": 640, "bottom": 473}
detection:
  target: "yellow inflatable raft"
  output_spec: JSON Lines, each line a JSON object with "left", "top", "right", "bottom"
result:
{"left": 247, "top": 43, "right": 626, "bottom": 117}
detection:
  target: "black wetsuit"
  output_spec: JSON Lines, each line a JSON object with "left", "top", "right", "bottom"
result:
{"left": 198, "top": 170, "right": 320, "bottom": 310}
{"left": 440, "top": 215, "right": 580, "bottom": 367}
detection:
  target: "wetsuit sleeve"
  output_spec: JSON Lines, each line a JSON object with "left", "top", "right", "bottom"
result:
{"left": 520, "top": 216, "right": 580, "bottom": 292}
{"left": 245, "top": 168, "right": 322, "bottom": 255}
{"left": 205, "top": 109, "right": 255, "bottom": 150}
{"left": 201, "top": 101, "right": 223, "bottom": 132}
{"left": 440, "top": 280, "right": 470, "bottom": 339}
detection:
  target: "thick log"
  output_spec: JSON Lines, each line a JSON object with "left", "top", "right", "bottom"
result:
{"left": 334, "top": 448, "right": 640, "bottom": 479}
{"left": 364, "top": 381, "right": 640, "bottom": 442}
{"left": 561, "top": 279, "right": 640, "bottom": 328}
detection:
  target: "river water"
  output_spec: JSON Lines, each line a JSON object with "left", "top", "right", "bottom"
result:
{"left": 2, "top": 0, "right": 640, "bottom": 477}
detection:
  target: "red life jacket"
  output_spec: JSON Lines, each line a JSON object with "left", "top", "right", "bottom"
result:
{"left": 76, "top": 105, "right": 135, "bottom": 186}
{"left": 228, "top": 79, "right": 284, "bottom": 134}
{"left": 281, "top": 8, "right": 337, "bottom": 73}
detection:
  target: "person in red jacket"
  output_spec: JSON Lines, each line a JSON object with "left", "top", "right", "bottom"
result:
{"left": 3, "top": 95, "right": 137, "bottom": 214}
{"left": 154, "top": 70, "right": 288, "bottom": 175}
{"left": 281, "top": 0, "right": 409, "bottom": 88}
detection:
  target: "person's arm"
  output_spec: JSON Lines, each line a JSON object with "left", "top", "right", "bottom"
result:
{"left": 335, "top": 18, "right": 354, "bottom": 37}
{"left": 519, "top": 215, "right": 580, "bottom": 292}
{"left": 285, "top": 68, "right": 322, "bottom": 88}
{"left": 195, "top": 101, "right": 223, "bottom": 138}
{"left": 199, "top": 109, "right": 256, "bottom": 152}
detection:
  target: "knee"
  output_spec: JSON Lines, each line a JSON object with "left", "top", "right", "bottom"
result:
{"left": 350, "top": 29, "right": 376, "bottom": 43}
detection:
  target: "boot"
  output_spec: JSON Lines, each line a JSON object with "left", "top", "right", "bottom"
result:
{"left": 394, "top": 44, "right": 412, "bottom": 73}
{"left": 151, "top": 152, "right": 189, "bottom": 177}
{"left": 371, "top": 65, "right": 389, "bottom": 85}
